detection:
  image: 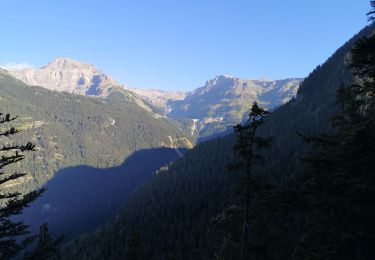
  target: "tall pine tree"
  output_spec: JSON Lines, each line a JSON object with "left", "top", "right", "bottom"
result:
{"left": 227, "top": 102, "right": 273, "bottom": 259}
{"left": 24, "top": 223, "right": 62, "bottom": 260}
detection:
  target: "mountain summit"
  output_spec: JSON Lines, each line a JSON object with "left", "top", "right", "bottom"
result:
{"left": 166, "top": 75, "right": 302, "bottom": 137}
{"left": 9, "top": 58, "right": 119, "bottom": 97}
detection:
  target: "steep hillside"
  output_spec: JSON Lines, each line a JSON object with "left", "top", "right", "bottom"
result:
{"left": 18, "top": 148, "right": 184, "bottom": 237}
{"left": 0, "top": 70, "right": 192, "bottom": 193}
{"left": 61, "top": 24, "right": 375, "bottom": 260}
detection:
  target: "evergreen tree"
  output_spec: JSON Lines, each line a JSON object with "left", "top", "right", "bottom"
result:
{"left": 207, "top": 205, "right": 242, "bottom": 260}
{"left": 296, "top": 5, "right": 375, "bottom": 259}
{"left": 227, "top": 102, "right": 273, "bottom": 259}
{"left": 368, "top": 1, "right": 375, "bottom": 21}
{"left": 24, "top": 223, "right": 62, "bottom": 260}
{"left": 0, "top": 113, "right": 44, "bottom": 259}
{"left": 125, "top": 226, "right": 142, "bottom": 260}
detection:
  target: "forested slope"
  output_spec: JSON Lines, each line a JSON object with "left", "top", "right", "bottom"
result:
{"left": 0, "top": 70, "right": 192, "bottom": 194}
{"left": 18, "top": 147, "right": 184, "bottom": 238}
{"left": 62, "top": 24, "right": 375, "bottom": 260}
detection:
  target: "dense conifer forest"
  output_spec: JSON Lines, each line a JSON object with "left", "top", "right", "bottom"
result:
{"left": 60, "top": 12, "right": 375, "bottom": 260}
{"left": 1, "top": 2, "right": 374, "bottom": 260}
{"left": 0, "top": 70, "right": 191, "bottom": 195}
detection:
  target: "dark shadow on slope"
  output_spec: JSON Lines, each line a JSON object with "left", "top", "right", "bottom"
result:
{"left": 17, "top": 147, "right": 184, "bottom": 238}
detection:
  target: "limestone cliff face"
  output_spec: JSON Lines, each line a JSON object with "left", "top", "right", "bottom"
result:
{"left": 9, "top": 58, "right": 120, "bottom": 97}
{"left": 165, "top": 75, "right": 303, "bottom": 137}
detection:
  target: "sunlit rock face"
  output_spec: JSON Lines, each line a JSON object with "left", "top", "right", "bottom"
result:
{"left": 9, "top": 58, "right": 119, "bottom": 97}
{"left": 165, "top": 75, "right": 303, "bottom": 137}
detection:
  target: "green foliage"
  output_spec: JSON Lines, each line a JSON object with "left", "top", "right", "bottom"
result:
{"left": 206, "top": 206, "right": 242, "bottom": 260}
{"left": 0, "top": 71, "right": 191, "bottom": 196}
{"left": 24, "top": 223, "right": 62, "bottom": 260}
{"left": 293, "top": 22, "right": 375, "bottom": 259}
{"left": 0, "top": 113, "right": 43, "bottom": 259}
{"left": 60, "top": 12, "right": 375, "bottom": 260}
{"left": 207, "top": 17, "right": 375, "bottom": 260}
{"left": 125, "top": 226, "right": 142, "bottom": 260}
{"left": 61, "top": 136, "right": 237, "bottom": 260}
{"left": 229, "top": 102, "right": 273, "bottom": 172}
{"left": 226, "top": 102, "right": 273, "bottom": 259}
{"left": 368, "top": 1, "right": 375, "bottom": 21}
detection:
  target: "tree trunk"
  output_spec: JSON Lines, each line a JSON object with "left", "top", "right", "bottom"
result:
{"left": 240, "top": 168, "right": 252, "bottom": 260}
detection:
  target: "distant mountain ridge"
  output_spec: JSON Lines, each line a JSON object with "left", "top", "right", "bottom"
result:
{"left": 127, "top": 87, "right": 187, "bottom": 109}
{"left": 9, "top": 58, "right": 302, "bottom": 138}
{"left": 166, "top": 75, "right": 302, "bottom": 138}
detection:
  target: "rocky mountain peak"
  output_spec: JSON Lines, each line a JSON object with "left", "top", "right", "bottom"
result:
{"left": 167, "top": 76, "right": 303, "bottom": 138}
{"left": 209, "top": 74, "right": 237, "bottom": 85}
{"left": 43, "top": 58, "right": 98, "bottom": 73}
{"left": 9, "top": 58, "right": 119, "bottom": 97}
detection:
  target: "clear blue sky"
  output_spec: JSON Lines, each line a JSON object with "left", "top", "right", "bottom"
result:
{"left": 0, "top": 0, "right": 371, "bottom": 91}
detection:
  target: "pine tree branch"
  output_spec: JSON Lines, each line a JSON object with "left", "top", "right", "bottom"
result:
{"left": 0, "top": 219, "right": 30, "bottom": 238}
{"left": 0, "top": 142, "right": 36, "bottom": 152}
{"left": 0, "top": 173, "right": 27, "bottom": 185}
{"left": 0, "top": 192, "right": 21, "bottom": 200}
{"left": 367, "top": 1, "right": 375, "bottom": 21}
{"left": 0, "top": 189, "right": 45, "bottom": 218}
{"left": 0, "top": 154, "right": 25, "bottom": 169}
{"left": 0, "top": 127, "right": 21, "bottom": 137}
{"left": 0, "top": 114, "right": 18, "bottom": 124}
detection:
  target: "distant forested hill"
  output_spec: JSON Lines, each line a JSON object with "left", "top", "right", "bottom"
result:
{"left": 17, "top": 147, "right": 184, "bottom": 238}
{"left": 61, "top": 24, "right": 375, "bottom": 260}
{"left": 0, "top": 70, "right": 192, "bottom": 195}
